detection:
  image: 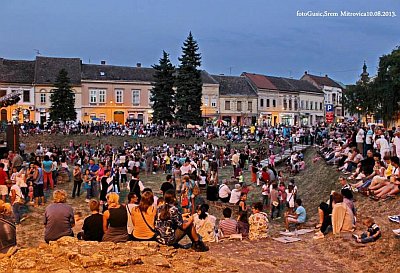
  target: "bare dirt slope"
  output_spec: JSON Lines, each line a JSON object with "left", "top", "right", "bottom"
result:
{"left": 3, "top": 136, "right": 400, "bottom": 272}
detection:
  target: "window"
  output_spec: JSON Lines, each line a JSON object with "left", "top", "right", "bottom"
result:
{"left": 40, "top": 93, "right": 46, "bottom": 104}
{"left": 310, "top": 102, "right": 313, "bottom": 110}
{"left": 266, "top": 99, "right": 270, "bottom": 108}
{"left": 237, "top": 101, "right": 242, "bottom": 111}
{"left": 132, "top": 90, "right": 140, "bottom": 105}
{"left": 301, "top": 100, "right": 304, "bottom": 109}
{"left": 273, "top": 99, "right": 276, "bottom": 107}
{"left": 332, "top": 94, "right": 337, "bottom": 105}
{"left": 211, "top": 98, "right": 217, "bottom": 107}
{"left": 260, "top": 99, "right": 264, "bottom": 107}
{"left": 294, "top": 100, "right": 298, "bottom": 110}
{"left": 288, "top": 100, "right": 292, "bottom": 110}
{"left": 148, "top": 90, "right": 153, "bottom": 106}
{"left": 115, "top": 89, "right": 123, "bottom": 103}
{"left": 90, "top": 90, "right": 97, "bottom": 103}
{"left": 283, "top": 99, "right": 287, "bottom": 110}
{"left": 203, "top": 95, "right": 209, "bottom": 106}
{"left": 248, "top": 101, "right": 252, "bottom": 111}
{"left": 89, "top": 113, "right": 96, "bottom": 119}
{"left": 23, "top": 90, "right": 30, "bottom": 102}
{"left": 225, "top": 100, "right": 231, "bottom": 110}
{"left": 306, "top": 101, "right": 309, "bottom": 110}
{"left": 98, "top": 90, "right": 106, "bottom": 103}
{"left": 99, "top": 113, "right": 106, "bottom": 121}
{"left": 320, "top": 103, "right": 323, "bottom": 110}
{"left": 315, "top": 102, "right": 318, "bottom": 110}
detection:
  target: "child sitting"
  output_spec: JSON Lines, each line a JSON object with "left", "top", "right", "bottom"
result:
{"left": 353, "top": 217, "right": 381, "bottom": 244}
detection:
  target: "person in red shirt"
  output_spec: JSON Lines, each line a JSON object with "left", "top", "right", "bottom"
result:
{"left": 0, "top": 163, "right": 9, "bottom": 201}
{"left": 260, "top": 166, "right": 270, "bottom": 184}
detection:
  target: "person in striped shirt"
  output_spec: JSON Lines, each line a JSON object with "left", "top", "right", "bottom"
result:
{"left": 218, "top": 208, "right": 238, "bottom": 237}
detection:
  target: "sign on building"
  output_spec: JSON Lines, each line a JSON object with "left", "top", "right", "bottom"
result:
{"left": 325, "top": 104, "right": 334, "bottom": 123}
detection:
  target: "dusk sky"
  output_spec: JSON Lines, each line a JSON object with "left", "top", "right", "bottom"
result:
{"left": 1, "top": 0, "right": 399, "bottom": 84}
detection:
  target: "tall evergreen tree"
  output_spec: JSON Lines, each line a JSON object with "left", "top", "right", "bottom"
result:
{"left": 175, "top": 32, "right": 203, "bottom": 125}
{"left": 49, "top": 69, "right": 77, "bottom": 123}
{"left": 150, "top": 51, "right": 175, "bottom": 124}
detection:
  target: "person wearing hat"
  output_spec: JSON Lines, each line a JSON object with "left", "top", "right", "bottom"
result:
{"left": 393, "top": 128, "right": 400, "bottom": 158}
{"left": 229, "top": 184, "right": 242, "bottom": 204}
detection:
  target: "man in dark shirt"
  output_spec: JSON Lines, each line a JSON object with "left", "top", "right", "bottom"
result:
{"left": 82, "top": 200, "right": 104, "bottom": 241}
{"left": 160, "top": 175, "right": 174, "bottom": 195}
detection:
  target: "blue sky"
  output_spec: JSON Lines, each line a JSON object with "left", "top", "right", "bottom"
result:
{"left": 0, "top": 0, "right": 399, "bottom": 84}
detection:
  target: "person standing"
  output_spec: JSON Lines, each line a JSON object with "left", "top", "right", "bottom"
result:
{"left": 356, "top": 127, "right": 365, "bottom": 157}
{"left": 8, "top": 180, "right": 23, "bottom": 225}
{"left": 0, "top": 163, "right": 8, "bottom": 202}
{"left": 72, "top": 164, "right": 83, "bottom": 198}
{"left": 33, "top": 162, "right": 45, "bottom": 207}
{"left": 42, "top": 155, "right": 54, "bottom": 191}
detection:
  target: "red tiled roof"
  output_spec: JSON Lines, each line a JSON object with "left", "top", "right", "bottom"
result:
{"left": 302, "top": 74, "right": 342, "bottom": 89}
{"left": 242, "top": 72, "right": 277, "bottom": 90}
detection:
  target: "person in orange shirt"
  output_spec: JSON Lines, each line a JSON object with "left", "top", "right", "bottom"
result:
{"left": 131, "top": 191, "right": 157, "bottom": 241}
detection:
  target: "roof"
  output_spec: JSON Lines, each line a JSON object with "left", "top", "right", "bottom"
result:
{"left": 200, "top": 70, "right": 218, "bottom": 84}
{"left": 0, "top": 58, "right": 35, "bottom": 84}
{"left": 35, "top": 56, "right": 82, "bottom": 85}
{"left": 301, "top": 73, "right": 343, "bottom": 89}
{"left": 281, "top": 78, "right": 322, "bottom": 94}
{"left": 212, "top": 75, "right": 257, "bottom": 97}
{"left": 241, "top": 72, "right": 276, "bottom": 89}
{"left": 243, "top": 72, "right": 322, "bottom": 94}
{"left": 82, "top": 64, "right": 155, "bottom": 82}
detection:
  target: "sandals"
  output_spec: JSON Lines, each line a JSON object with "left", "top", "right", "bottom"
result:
{"left": 382, "top": 195, "right": 395, "bottom": 202}
{"left": 369, "top": 195, "right": 380, "bottom": 201}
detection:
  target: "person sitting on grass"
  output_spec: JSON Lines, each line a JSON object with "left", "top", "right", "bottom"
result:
{"left": 249, "top": 202, "right": 269, "bottom": 240}
{"left": 80, "top": 199, "right": 104, "bottom": 242}
{"left": 353, "top": 217, "right": 381, "bottom": 244}
{"left": 218, "top": 207, "right": 238, "bottom": 238}
{"left": 155, "top": 189, "right": 208, "bottom": 252}
{"left": 284, "top": 198, "right": 306, "bottom": 232}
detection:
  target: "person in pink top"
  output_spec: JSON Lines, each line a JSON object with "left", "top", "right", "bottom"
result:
{"left": 269, "top": 153, "right": 275, "bottom": 167}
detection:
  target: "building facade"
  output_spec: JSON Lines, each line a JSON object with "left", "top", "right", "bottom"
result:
{"left": 243, "top": 72, "right": 324, "bottom": 126}
{"left": 212, "top": 75, "right": 257, "bottom": 125}
{"left": 301, "top": 72, "right": 344, "bottom": 122}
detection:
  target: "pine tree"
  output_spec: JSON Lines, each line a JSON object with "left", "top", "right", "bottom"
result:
{"left": 150, "top": 51, "right": 176, "bottom": 124}
{"left": 175, "top": 32, "right": 203, "bottom": 125}
{"left": 49, "top": 69, "right": 77, "bottom": 123}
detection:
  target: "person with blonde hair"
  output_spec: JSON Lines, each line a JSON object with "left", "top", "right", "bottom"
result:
{"left": 102, "top": 192, "right": 129, "bottom": 242}
{"left": 0, "top": 200, "right": 16, "bottom": 254}
{"left": 44, "top": 190, "right": 75, "bottom": 243}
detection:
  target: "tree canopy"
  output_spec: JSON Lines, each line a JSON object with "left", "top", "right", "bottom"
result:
{"left": 175, "top": 32, "right": 203, "bottom": 125}
{"left": 150, "top": 51, "right": 175, "bottom": 124}
{"left": 49, "top": 69, "right": 77, "bottom": 123}
{"left": 344, "top": 46, "right": 400, "bottom": 126}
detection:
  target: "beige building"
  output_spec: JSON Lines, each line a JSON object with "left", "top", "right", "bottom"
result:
{"left": 0, "top": 58, "right": 35, "bottom": 122}
{"left": 33, "top": 57, "right": 83, "bottom": 123}
{"left": 212, "top": 75, "right": 258, "bottom": 125}
{"left": 243, "top": 72, "right": 324, "bottom": 126}
{"left": 81, "top": 63, "right": 154, "bottom": 123}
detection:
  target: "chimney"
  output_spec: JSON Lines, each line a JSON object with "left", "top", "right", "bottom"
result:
{"left": 325, "top": 74, "right": 328, "bottom": 77}
{"left": 136, "top": 62, "right": 142, "bottom": 68}
{"left": 101, "top": 60, "right": 106, "bottom": 65}
{"left": 304, "top": 71, "right": 308, "bottom": 75}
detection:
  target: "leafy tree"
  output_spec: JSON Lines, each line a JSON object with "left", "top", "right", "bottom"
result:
{"left": 374, "top": 46, "right": 400, "bottom": 127}
{"left": 175, "top": 32, "right": 203, "bottom": 125}
{"left": 49, "top": 69, "right": 77, "bottom": 123}
{"left": 150, "top": 51, "right": 176, "bottom": 124}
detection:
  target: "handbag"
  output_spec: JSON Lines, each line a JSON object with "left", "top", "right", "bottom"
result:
{"left": 139, "top": 208, "right": 161, "bottom": 242}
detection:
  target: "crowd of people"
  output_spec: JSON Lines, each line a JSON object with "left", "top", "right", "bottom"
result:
{"left": 1, "top": 121, "right": 399, "bottom": 255}
{"left": 314, "top": 123, "right": 400, "bottom": 241}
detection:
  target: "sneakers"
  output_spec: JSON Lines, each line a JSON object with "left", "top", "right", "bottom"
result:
{"left": 193, "top": 240, "right": 209, "bottom": 252}
{"left": 313, "top": 232, "right": 324, "bottom": 240}
{"left": 389, "top": 215, "right": 400, "bottom": 224}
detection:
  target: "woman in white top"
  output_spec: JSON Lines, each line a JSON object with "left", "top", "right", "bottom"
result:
{"left": 193, "top": 204, "right": 217, "bottom": 242}
{"left": 126, "top": 192, "right": 139, "bottom": 238}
